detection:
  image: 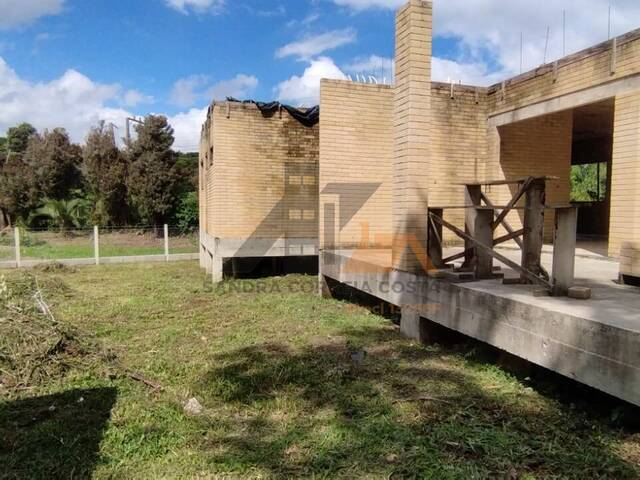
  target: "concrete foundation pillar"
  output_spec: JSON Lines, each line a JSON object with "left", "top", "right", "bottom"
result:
{"left": 211, "top": 254, "right": 223, "bottom": 283}
{"left": 400, "top": 306, "right": 426, "bottom": 342}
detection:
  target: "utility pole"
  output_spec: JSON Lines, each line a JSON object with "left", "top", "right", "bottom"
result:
{"left": 125, "top": 117, "right": 144, "bottom": 147}
{"left": 107, "top": 122, "right": 118, "bottom": 145}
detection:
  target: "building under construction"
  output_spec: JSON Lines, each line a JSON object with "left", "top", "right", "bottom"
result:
{"left": 200, "top": 0, "right": 640, "bottom": 406}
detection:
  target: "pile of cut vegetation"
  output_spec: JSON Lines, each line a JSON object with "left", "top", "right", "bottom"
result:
{"left": 0, "top": 272, "right": 109, "bottom": 395}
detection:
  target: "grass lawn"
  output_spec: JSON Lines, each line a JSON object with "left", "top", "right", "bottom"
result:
{"left": 1, "top": 262, "right": 639, "bottom": 479}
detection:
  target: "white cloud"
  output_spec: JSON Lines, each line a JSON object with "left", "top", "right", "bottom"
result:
{"left": 0, "top": 0, "right": 64, "bottom": 30}
{"left": 0, "top": 57, "right": 132, "bottom": 143}
{"left": 332, "top": 0, "right": 640, "bottom": 85}
{"left": 170, "top": 73, "right": 258, "bottom": 107}
{"left": 206, "top": 74, "right": 258, "bottom": 101}
{"left": 276, "top": 29, "right": 357, "bottom": 60}
{"left": 0, "top": 56, "right": 208, "bottom": 152}
{"left": 431, "top": 58, "right": 506, "bottom": 87}
{"left": 122, "top": 89, "right": 154, "bottom": 107}
{"left": 169, "top": 74, "right": 209, "bottom": 107}
{"left": 166, "top": 107, "right": 207, "bottom": 152}
{"left": 331, "top": 0, "right": 402, "bottom": 11}
{"left": 165, "top": 0, "right": 224, "bottom": 15}
{"left": 276, "top": 56, "right": 346, "bottom": 106}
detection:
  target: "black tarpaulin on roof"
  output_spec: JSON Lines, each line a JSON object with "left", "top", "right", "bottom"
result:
{"left": 226, "top": 97, "right": 319, "bottom": 127}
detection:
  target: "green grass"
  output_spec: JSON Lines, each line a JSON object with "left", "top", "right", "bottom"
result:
{"left": 1, "top": 262, "right": 638, "bottom": 479}
{"left": 19, "top": 244, "right": 195, "bottom": 259}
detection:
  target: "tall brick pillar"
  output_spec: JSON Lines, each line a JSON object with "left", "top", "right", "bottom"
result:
{"left": 609, "top": 92, "right": 640, "bottom": 279}
{"left": 392, "top": 0, "right": 432, "bottom": 274}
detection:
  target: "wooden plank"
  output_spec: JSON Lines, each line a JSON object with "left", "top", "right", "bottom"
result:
{"left": 464, "top": 185, "right": 482, "bottom": 268}
{"left": 442, "top": 229, "right": 525, "bottom": 265}
{"left": 428, "top": 209, "right": 444, "bottom": 269}
{"left": 492, "top": 177, "right": 533, "bottom": 230}
{"left": 454, "top": 176, "right": 559, "bottom": 187}
{"left": 474, "top": 209, "right": 494, "bottom": 279}
{"left": 480, "top": 192, "right": 524, "bottom": 249}
{"left": 429, "top": 213, "right": 552, "bottom": 289}
{"left": 521, "top": 178, "right": 546, "bottom": 284}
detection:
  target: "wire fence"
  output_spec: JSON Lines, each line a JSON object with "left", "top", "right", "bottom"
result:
{"left": 0, "top": 225, "right": 199, "bottom": 268}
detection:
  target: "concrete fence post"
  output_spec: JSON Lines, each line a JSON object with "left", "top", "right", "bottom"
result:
{"left": 14, "top": 227, "right": 21, "bottom": 269}
{"left": 94, "top": 226, "right": 100, "bottom": 265}
{"left": 164, "top": 224, "right": 169, "bottom": 261}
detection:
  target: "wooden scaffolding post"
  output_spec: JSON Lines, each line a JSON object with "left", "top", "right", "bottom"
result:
{"left": 474, "top": 209, "right": 494, "bottom": 279}
{"left": 521, "top": 178, "right": 546, "bottom": 283}
{"left": 463, "top": 185, "right": 482, "bottom": 268}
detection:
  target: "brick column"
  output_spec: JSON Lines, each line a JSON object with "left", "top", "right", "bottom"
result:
{"left": 609, "top": 92, "right": 640, "bottom": 278}
{"left": 392, "top": 0, "right": 432, "bottom": 274}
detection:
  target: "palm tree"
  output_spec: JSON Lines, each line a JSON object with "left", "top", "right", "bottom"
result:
{"left": 29, "top": 198, "right": 90, "bottom": 233}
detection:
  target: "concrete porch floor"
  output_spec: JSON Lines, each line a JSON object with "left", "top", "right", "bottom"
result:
{"left": 321, "top": 246, "right": 640, "bottom": 406}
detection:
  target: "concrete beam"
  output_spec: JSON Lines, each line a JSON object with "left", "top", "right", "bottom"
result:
{"left": 488, "top": 74, "right": 640, "bottom": 127}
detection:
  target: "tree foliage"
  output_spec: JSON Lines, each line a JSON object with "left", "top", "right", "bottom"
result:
{"left": 83, "top": 122, "right": 129, "bottom": 225}
{"left": 127, "top": 116, "right": 179, "bottom": 226}
{"left": 570, "top": 163, "right": 607, "bottom": 202}
{"left": 29, "top": 197, "right": 91, "bottom": 232}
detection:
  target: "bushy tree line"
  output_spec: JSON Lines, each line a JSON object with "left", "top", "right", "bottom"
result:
{"left": 0, "top": 116, "right": 198, "bottom": 233}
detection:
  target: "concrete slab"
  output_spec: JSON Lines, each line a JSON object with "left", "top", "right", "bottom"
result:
{"left": 321, "top": 248, "right": 640, "bottom": 406}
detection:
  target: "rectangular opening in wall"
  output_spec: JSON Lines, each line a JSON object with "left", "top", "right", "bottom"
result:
{"left": 570, "top": 98, "right": 615, "bottom": 255}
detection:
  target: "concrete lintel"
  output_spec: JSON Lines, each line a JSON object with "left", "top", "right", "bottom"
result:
{"left": 488, "top": 74, "right": 640, "bottom": 127}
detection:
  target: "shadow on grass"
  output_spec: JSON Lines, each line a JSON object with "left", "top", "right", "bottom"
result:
{"left": 194, "top": 328, "right": 638, "bottom": 479}
{"left": 0, "top": 387, "right": 117, "bottom": 480}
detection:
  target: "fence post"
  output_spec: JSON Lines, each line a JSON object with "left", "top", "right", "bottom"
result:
{"left": 14, "top": 227, "right": 21, "bottom": 269}
{"left": 164, "top": 224, "right": 169, "bottom": 261}
{"left": 94, "top": 226, "right": 100, "bottom": 265}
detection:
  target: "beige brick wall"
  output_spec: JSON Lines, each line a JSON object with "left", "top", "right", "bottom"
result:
{"left": 486, "top": 111, "right": 573, "bottom": 242}
{"left": 392, "top": 0, "right": 432, "bottom": 273}
{"left": 610, "top": 92, "right": 640, "bottom": 274}
{"left": 430, "top": 83, "right": 489, "bottom": 244}
{"left": 319, "top": 80, "right": 394, "bottom": 249}
{"left": 199, "top": 102, "right": 319, "bottom": 243}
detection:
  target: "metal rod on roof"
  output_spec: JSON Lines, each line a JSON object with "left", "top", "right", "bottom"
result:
{"left": 608, "top": 1, "right": 612, "bottom": 39}
{"left": 520, "top": 32, "right": 523, "bottom": 73}
{"left": 543, "top": 26, "right": 550, "bottom": 64}
{"left": 562, "top": 10, "right": 566, "bottom": 56}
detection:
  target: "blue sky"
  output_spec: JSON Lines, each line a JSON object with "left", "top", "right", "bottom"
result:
{"left": 0, "top": 0, "right": 638, "bottom": 151}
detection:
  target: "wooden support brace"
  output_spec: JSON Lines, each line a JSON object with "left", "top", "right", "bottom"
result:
{"left": 429, "top": 213, "right": 552, "bottom": 289}
{"left": 492, "top": 177, "right": 533, "bottom": 230}
{"left": 521, "top": 178, "right": 546, "bottom": 284}
{"left": 427, "top": 209, "right": 444, "bottom": 268}
{"left": 442, "top": 228, "right": 525, "bottom": 265}
{"left": 480, "top": 192, "right": 524, "bottom": 249}
{"left": 464, "top": 185, "right": 482, "bottom": 268}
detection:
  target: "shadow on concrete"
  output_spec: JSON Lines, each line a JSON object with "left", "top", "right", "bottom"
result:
{"left": 0, "top": 387, "right": 117, "bottom": 479}
{"left": 193, "top": 326, "right": 638, "bottom": 478}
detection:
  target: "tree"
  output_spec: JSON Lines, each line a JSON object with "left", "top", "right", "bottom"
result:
{"left": 25, "top": 128, "right": 83, "bottom": 200}
{"left": 127, "top": 116, "right": 179, "bottom": 230}
{"left": 0, "top": 123, "right": 37, "bottom": 226}
{"left": 29, "top": 197, "right": 91, "bottom": 232}
{"left": 5, "top": 123, "right": 36, "bottom": 156}
{"left": 83, "top": 122, "right": 129, "bottom": 225}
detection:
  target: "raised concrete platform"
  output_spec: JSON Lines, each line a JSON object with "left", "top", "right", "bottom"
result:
{"left": 320, "top": 248, "right": 640, "bottom": 406}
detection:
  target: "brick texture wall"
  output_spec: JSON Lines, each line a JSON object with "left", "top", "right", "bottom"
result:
{"left": 610, "top": 92, "right": 640, "bottom": 274}
{"left": 200, "top": 102, "right": 319, "bottom": 243}
{"left": 319, "top": 80, "right": 394, "bottom": 249}
{"left": 487, "top": 111, "right": 573, "bottom": 242}
{"left": 392, "top": 0, "right": 432, "bottom": 273}
{"left": 430, "top": 83, "right": 489, "bottom": 244}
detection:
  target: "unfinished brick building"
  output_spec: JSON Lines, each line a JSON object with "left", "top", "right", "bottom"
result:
{"left": 199, "top": 0, "right": 640, "bottom": 406}
{"left": 318, "top": 0, "right": 640, "bottom": 407}
{"left": 199, "top": 101, "right": 319, "bottom": 280}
